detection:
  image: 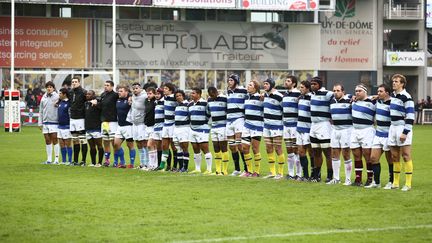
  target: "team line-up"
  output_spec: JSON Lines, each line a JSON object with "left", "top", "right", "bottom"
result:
{"left": 38, "top": 73, "right": 415, "bottom": 191}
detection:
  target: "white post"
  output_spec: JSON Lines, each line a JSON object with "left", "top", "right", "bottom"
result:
{"left": 9, "top": 0, "right": 15, "bottom": 133}
{"left": 112, "top": 0, "right": 117, "bottom": 86}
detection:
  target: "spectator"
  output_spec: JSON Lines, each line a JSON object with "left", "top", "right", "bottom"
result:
{"left": 36, "top": 91, "right": 44, "bottom": 106}
{"left": 415, "top": 99, "right": 425, "bottom": 124}
{"left": 27, "top": 94, "right": 38, "bottom": 109}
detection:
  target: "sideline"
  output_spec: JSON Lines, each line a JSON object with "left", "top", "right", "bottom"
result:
{"left": 173, "top": 224, "right": 432, "bottom": 243}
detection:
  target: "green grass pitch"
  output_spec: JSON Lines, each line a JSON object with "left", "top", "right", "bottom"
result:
{"left": 0, "top": 126, "right": 431, "bottom": 242}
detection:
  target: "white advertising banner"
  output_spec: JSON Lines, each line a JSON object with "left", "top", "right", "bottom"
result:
{"left": 427, "top": 0, "right": 432, "bottom": 28}
{"left": 153, "top": 0, "right": 236, "bottom": 8}
{"left": 94, "top": 20, "right": 289, "bottom": 69}
{"left": 385, "top": 51, "right": 425, "bottom": 67}
{"left": 240, "top": 0, "right": 318, "bottom": 10}
{"left": 320, "top": 0, "right": 377, "bottom": 70}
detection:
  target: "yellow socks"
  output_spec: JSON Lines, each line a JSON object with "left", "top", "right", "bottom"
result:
{"left": 405, "top": 160, "right": 413, "bottom": 187}
{"left": 214, "top": 152, "right": 222, "bottom": 174}
{"left": 268, "top": 152, "right": 276, "bottom": 175}
{"left": 222, "top": 151, "right": 229, "bottom": 175}
{"left": 277, "top": 154, "right": 285, "bottom": 175}
{"left": 393, "top": 161, "right": 401, "bottom": 187}
{"left": 254, "top": 153, "right": 261, "bottom": 174}
{"left": 244, "top": 153, "right": 253, "bottom": 173}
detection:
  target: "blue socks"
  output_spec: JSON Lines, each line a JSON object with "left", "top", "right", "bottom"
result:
{"left": 129, "top": 149, "right": 136, "bottom": 166}
{"left": 67, "top": 147, "right": 73, "bottom": 163}
{"left": 61, "top": 147, "right": 67, "bottom": 162}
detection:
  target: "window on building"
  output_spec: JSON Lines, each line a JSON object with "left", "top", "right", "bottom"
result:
{"left": 186, "top": 70, "right": 205, "bottom": 90}
{"left": 14, "top": 3, "right": 46, "bottom": 17}
{"left": 186, "top": 9, "right": 206, "bottom": 21}
{"left": 251, "top": 12, "right": 279, "bottom": 23}
{"left": 281, "top": 11, "right": 314, "bottom": 23}
{"left": 218, "top": 10, "right": 246, "bottom": 22}
{"left": 161, "top": 70, "right": 180, "bottom": 88}
{"left": 119, "top": 7, "right": 140, "bottom": 19}
{"left": 0, "top": 3, "right": 11, "bottom": 16}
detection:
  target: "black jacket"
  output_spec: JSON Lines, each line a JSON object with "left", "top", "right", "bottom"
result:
{"left": 144, "top": 98, "right": 156, "bottom": 126}
{"left": 99, "top": 90, "right": 118, "bottom": 122}
{"left": 85, "top": 101, "right": 101, "bottom": 131}
{"left": 70, "top": 86, "right": 86, "bottom": 119}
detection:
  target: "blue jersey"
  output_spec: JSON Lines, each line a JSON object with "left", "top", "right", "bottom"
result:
{"left": 352, "top": 98, "right": 376, "bottom": 129}
{"left": 227, "top": 87, "right": 247, "bottom": 123}
{"left": 164, "top": 94, "right": 177, "bottom": 127}
{"left": 297, "top": 93, "right": 312, "bottom": 133}
{"left": 244, "top": 92, "right": 264, "bottom": 132}
{"left": 208, "top": 95, "right": 227, "bottom": 129}
{"left": 330, "top": 95, "right": 352, "bottom": 130}
{"left": 263, "top": 90, "right": 284, "bottom": 131}
{"left": 311, "top": 88, "right": 333, "bottom": 123}
{"left": 116, "top": 97, "right": 132, "bottom": 127}
{"left": 282, "top": 88, "right": 301, "bottom": 127}
{"left": 154, "top": 98, "right": 164, "bottom": 132}
{"left": 58, "top": 99, "right": 70, "bottom": 129}
{"left": 375, "top": 99, "right": 391, "bottom": 138}
{"left": 390, "top": 89, "right": 415, "bottom": 135}
{"left": 188, "top": 98, "right": 210, "bottom": 133}
{"left": 175, "top": 101, "right": 190, "bottom": 127}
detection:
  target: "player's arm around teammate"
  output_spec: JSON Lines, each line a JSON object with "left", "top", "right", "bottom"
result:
{"left": 84, "top": 90, "right": 104, "bottom": 167}
{"left": 173, "top": 89, "right": 191, "bottom": 172}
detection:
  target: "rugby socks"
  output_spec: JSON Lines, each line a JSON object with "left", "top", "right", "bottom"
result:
{"left": 232, "top": 151, "right": 240, "bottom": 171}
{"left": 332, "top": 159, "right": 341, "bottom": 181}
{"left": 157, "top": 150, "right": 162, "bottom": 167}
{"left": 167, "top": 150, "right": 172, "bottom": 170}
{"left": 67, "top": 147, "right": 73, "bottom": 163}
{"left": 214, "top": 152, "right": 222, "bottom": 174}
{"left": 366, "top": 163, "right": 373, "bottom": 183}
{"left": 61, "top": 147, "right": 67, "bottom": 162}
{"left": 90, "top": 148, "right": 97, "bottom": 164}
{"left": 46, "top": 144, "right": 52, "bottom": 163}
{"left": 268, "top": 152, "right": 276, "bottom": 175}
{"left": 73, "top": 144, "right": 80, "bottom": 163}
{"left": 139, "top": 148, "right": 145, "bottom": 166}
{"left": 254, "top": 153, "right": 261, "bottom": 174}
{"left": 393, "top": 161, "right": 401, "bottom": 188}
{"left": 114, "top": 149, "right": 119, "bottom": 165}
{"left": 300, "top": 156, "right": 309, "bottom": 178}
{"left": 129, "top": 149, "right": 136, "bottom": 166}
{"left": 104, "top": 152, "right": 110, "bottom": 161}
{"left": 118, "top": 148, "right": 125, "bottom": 165}
{"left": 295, "top": 155, "right": 302, "bottom": 177}
{"left": 81, "top": 144, "right": 88, "bottom": 163}
{"left": 354, "top": 160, "right": 363, "bottom": 183}
{"left": 287, "top": 153, "right": 296, "bottom": 177}
{"left": 345, "top": 159, "right": 353, "bottom": 181}
{"left": 205, "top": 152, "right": 213, "bottom": 172}
{"left": 277, "top": 154, "right": 285, "bottom": 176}
{"left": 98, "top": 147, "right": 104, "bottom": 164}
{"left": 243, "top": 152, "right": 253, "bottom": 173}
{"left": 177, "top": 151, "right": 184, "bottom": 171}
{"left": 173, "top": 151, "right": 178, "bottom": 169}
{"left": 159, "top": 150, "right": 169, "bottom": 169}
{"left": 222, "top": 151, "right": 229, "bottom": 175}
{"left": 240, "top": 152, "right": 248, "bottom": 172}
{"left": 148, "top": 150, "right": 157, "bottom": 168}
{"left": 327, "top": 168, "right": 333, "bottom": 181}
{"left": 405, "top": 160, "right": 413, "bottom": 188}
{"left": 54, "top": 144, "right": 60, "bottom": 163}
{"left": 183, "top": 152, "right": 189, "bottom": 171}
{"left": 371, "top": 163, "right": 381, "bottom": 185}
{"left": 194, "top": 153, "right": 202, "bottom": 171}
{"left": 388, "top": 163, "right": 394, "bottom": 183}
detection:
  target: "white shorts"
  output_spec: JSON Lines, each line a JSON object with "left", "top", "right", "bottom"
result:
{"left": 115, "top": 125, "right": 132, "bottom": 140}
{"left": 372, "top": 136, "right": 390, "bottom": 151}
{"left": 296, "top": 131, "right": 310, "bottom": 146}
{"left": 283, "top": 126, "right": 297, "bottom": 139}
{"left": 350, "top": 127, "right": 376, "bottom": 149}
{"left": 331, "top": 127, "right": 352, "bottom": 148}
{"left": 101, "top": 122, "right": 118, "bottom": 140}
{"left": 226, "top": 118, "right": 244, "bottom": 137}
{"left": 388, "top": 125, "right": 413, "bottom": 147}
{"left": 42, "top": 124, "right": 58, "bottom": 134}
{"left": 211, "top": 127, "right": 227, "bottom": 142}
{"left": 242, "top": 127, "right": 263, "bottom": 138}
{"left": 86, "top": 130, "right": 102, "bottom": 140}
{"left": 162, "top": 125, "right": 174, "bottom": 138}
{"left": 173, "top": 126, "right": 190, "bottom": 143}
{"left": 263, "top": 128, "right": 283, "bottom": 138}
{"left": 190, "top": 130, "right": 209, "bottom": 143}
{"left": 310, "top": 121, "right": 331, "bottom": 140}
{"left": 152, "top": 130, "right": 162, "bottom": 141}
{"left": 57, "top": 128, "right": 72, "bottom": 139}
{"left": 145, "top": 126, "right": 154, "bottom": 140}
{"left": 132, "top": 123, "right": 146, "bottom": 141}
{"left": 70, "top": 119, "right": 85, "bottom": 132}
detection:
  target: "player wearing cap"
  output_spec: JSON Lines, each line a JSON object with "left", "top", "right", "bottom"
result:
{"left": 226, "top": 74, "right": 248, "bottom": 176}
{"left": 262, "top": 78, "right": 285, "bottom": 179}
{"left": 350, "top": 84, "right": 376, "bottom": 187}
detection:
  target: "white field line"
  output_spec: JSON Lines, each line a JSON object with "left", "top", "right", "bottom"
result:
{"left": 173, "top": 224, "right": 432, "bottom": 243}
